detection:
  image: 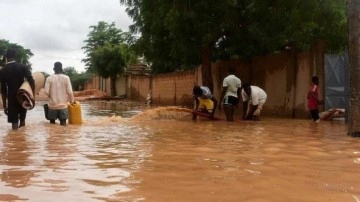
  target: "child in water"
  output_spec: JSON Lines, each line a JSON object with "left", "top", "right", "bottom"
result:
{"left": 307, "top": 76, "right": 323, "bottom": 122}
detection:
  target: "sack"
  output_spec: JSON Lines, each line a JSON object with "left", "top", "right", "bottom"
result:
{"left": 44, "top": 104, "right": 49, "bottom": 120}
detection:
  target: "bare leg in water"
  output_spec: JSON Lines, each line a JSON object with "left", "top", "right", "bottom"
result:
{"left": 12, "top": 122, "right": 18, "bottom": 130}
{"left": 223, "top": 104, "right": 235, "bottom": 121}
{"left": 60, "top": 119, "right": 66, "bottom": 126}
{"left": 19, "top": 120, "right": 25, "bottom": 127}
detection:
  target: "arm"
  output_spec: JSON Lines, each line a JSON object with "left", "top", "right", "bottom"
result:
{"left": 241, "top": 90, "right": 248, "bottom": 119}
{"left": 308, "top": 91, "right": 323, "bottom": 105}
{"left": 193, "top": 97, "right": 199, "bottom": 110}
{"left": 308, "top": 91, "right": 317, "bottom": 100}
{"left": 192, "top": 97, "right": 199, "bottom": 120}
{"left": 242, "top": 101, "right": 248, "bottom": 120}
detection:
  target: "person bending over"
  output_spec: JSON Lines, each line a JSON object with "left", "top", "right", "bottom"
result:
{"left": 192, "top": 85, "right": 218, "bottom": 120}
{"left": 242, "top": 83, "right": 267, "bottom": 121}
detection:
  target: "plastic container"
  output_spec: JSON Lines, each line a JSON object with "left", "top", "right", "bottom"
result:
{"left": 68, "top": 101, "right": 82, "bottom": 124}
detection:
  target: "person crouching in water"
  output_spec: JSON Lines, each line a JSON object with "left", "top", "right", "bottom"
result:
{"left": 192, "top": 85, "right": 218, "bottom": 120}
{"left": 44, "top": 62, "right": 75, "bottom": 126}
{"left": 241, "top": 83, "right": 267, "bottom": 121}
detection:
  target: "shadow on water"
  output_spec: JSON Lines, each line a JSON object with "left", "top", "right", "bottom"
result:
{"left": 0, "top": 102, "right": 360, "bottom": 202}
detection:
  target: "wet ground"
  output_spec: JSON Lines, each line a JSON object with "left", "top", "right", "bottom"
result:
{"left": 0, "top": 101, "right": 359, "bottom": 202}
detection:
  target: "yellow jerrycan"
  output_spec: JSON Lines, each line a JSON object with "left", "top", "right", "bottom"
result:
{"left": 68, "top": 101, "right": 83, "bottom": 124}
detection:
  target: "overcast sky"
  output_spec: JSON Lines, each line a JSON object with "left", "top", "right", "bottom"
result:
{"left": 0, "top": 0, "right": 133, "bottom": 74}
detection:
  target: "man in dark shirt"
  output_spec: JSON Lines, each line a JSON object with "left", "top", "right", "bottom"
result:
{"left": 1, "top": 48, "right": 35, "bottom": 130}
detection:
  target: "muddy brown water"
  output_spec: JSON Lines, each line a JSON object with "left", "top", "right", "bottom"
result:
{"left": 0, "top": 102, "right": 359, "bottom": 202}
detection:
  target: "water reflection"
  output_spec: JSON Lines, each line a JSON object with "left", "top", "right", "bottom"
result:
{"left": 0, "top": 102, "right": 359, "bottom": 201}
{"left": 0, "top": 131, "right": 37, "bottom": 189}
{"left": 84, "top": 102, "right": 144, "bottom": 118}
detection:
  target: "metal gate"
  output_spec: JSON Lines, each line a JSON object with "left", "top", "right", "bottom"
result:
{"left": 324, "top": 52, "right": 349, "bottom": 121}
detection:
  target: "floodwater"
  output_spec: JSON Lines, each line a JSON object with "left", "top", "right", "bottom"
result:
{"left": 0, "top": 102, "right": 359, "bottom": 202}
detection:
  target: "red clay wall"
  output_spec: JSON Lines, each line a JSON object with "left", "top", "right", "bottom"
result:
{"left": 251, "top": 53, "right": 296, "bottom": 117}
{"left": 128, "top": 75, "right": 150, "bottom": 101}
{"left": 90, "top": 42, "right": 325, "bottom": 119}
{"left": 151, "top": 70, "right": 195, "bottom": 106}
{"left": 152, "top": 74, "right": 175, "bottom": 105}
{"left": 294, "top": 52, "right": 312, "bottom": 118}
{"left": 175, "top": 71, "right": 196, "bottom": 106}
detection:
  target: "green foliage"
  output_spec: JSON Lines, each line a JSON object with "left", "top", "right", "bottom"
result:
{"left": 120, "top": 0, "right": 348, "bottom": 72}
{"left": 0, "top": 39, "right": 33, "bottom": 68}
{"left": 63, "top": 67, "right": 92, "bottom": 91}
{"left": 72, "top": 73, "right": 93, "bottom": 91}
{"left": 63, "top": 66, "right": 78, "bottom": 78}
{"left": 82, "top": 21, "right": 139, "bottom": 96}
{"left": 82, "top": 21, "right": 132, "bottom": 73}
{"left": 236, "top": 0, "right": 348, "bottom": 54}
{"left": 90, "top": 43, "right": 129, "bottom": 79}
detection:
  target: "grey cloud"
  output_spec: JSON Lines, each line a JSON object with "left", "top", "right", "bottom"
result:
{"left": 0, "top": 0, "right": 133, "bottom": 73}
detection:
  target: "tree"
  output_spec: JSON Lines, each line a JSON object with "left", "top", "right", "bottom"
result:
{"left": 63, "top": 66, "right": 78, "bottom": 78}
{"left": 119, "top": 0, "right": 348, "bottom": 92}
{"left": 82, "top": 21, "right": 129, "bottom": 73}
{"left": 0, "top": 39, "right": 33, "bottom": 68}
{"left": 63, "top": 67, "right": 93, "bottom": 91}
{"left": 347, "top": 0, "right": 360, "bottom": 137}
{"left": 90, "top": 43, "right": 132, "bottom": 96}
{"left": 82, "top": 21, "right": 137, "bottom": 96}
{"left": 120, "top": 0, "right": 227, "bottom": 91}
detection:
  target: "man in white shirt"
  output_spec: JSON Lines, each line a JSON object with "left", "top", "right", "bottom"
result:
{"left": 241, "top": 83, "right": 267, "bottom": 121}
{"left": 44, "top": 62, "right": 74, "bottom": 126}
{"left": 219, "top": 67, "right": 241, "bottom": 121}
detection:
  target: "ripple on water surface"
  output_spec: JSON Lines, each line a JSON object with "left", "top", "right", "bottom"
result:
{"left": 0, "top": 105, "right": 359, "bottom": 202}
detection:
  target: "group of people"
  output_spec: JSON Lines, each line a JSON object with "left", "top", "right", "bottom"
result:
{"left": 1, "top": 48, "right": 322, "bottom": 129}
{"left": 1, "top": 48, "right": 74, "bottom": 130}
{"left": 192, "top": 67, "right": 268, "bottom": 122}
{"left": 193, "top": 67, "right": 322, "bottom": 122}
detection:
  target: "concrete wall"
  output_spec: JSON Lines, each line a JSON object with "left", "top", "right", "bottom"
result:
{"left": 85, "top": 42, "right": 325, "bottom": 119}
{"left": 116, "top": 75, "right": 127, "bottom": 96}
{"left": 174, "top": 71, "right": 196, "bottom": 106}
{"left": 84, "top": 75, "right": 127, "bottom": 97}
{"left": 127, "top": 74, "right": 151, "bottom": 101}
{"left": 84, "top": 76, "right": 95, "bottom": 90}
{"left": 251, "top": 53, "right": 296, "bottom": 117}
{"left": 151, "top": 71, "right": 196, "bottom": 106}
{"left": 294, "top": 52, "right": 312, "bottom": 118}
{"left": 211, "top": 60, "right": 251, "bottom": 101}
